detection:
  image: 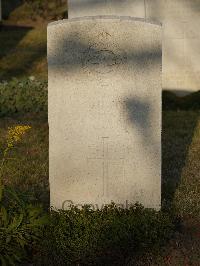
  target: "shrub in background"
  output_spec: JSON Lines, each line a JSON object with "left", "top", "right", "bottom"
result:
{"left": 35, "top": 204, "right": 175, "bottom": 266}
{"left": 23, "top": 0, "right": 67, "bottom": 19}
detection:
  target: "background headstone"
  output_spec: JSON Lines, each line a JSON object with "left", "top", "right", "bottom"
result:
{"left": 48, "top": 17, "right": 162, "bottom": 210}
{"left": 147, "top": 0, "right": 200, "bottom": 95}
{"left": 68, "top": 0, "right": 146, "bottom": 19}
{"left": 68, "top": 0, "right": 200, "bottom": 95}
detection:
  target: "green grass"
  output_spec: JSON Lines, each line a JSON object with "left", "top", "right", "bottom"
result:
{"left": 0, "top": 81, "right": 199, "bottom": 264}
{"left": 0, "top": 8, "right": 200, "bottom": 264}
{"left": 0, "top": 110, "right": 200, "bottom": 265}
{"left": 162, "top": 110, "right": 200, "bottom": 217}
{"left": 1, "top": 110, "right": 199, "bottom": 217}
{"left": 0, "top": 0, "right": 68, "bottom": 81}
{"left": 0, "top": 115, "right": 49, "bottom": 208}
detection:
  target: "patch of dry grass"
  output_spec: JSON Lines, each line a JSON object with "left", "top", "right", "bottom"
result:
{"left": 0, "top": 24, "right": 47, "bottom": 80}
{"left": 162, "top": 111, "right": 200, "bottom": 218}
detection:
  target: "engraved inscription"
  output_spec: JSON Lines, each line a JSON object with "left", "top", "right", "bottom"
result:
{"left": 82, "top": 43, "right": 124, "bottom": 74}
{"left": 81, "top": 30, "right": 127, "bottom": 75}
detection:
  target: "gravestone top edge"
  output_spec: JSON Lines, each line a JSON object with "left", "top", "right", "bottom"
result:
{"left": 48, "top": 16, "right": 162, "bottom": 28}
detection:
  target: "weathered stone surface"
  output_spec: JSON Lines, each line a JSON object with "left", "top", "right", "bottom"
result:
{"left": 68, "top": 0, "right": 146, "bottom": 19}
{"left": 48, "top": 17, "right": 161, "bottom": 210}
{"left": 147, "top": 0, "right": 200, "bottom": 95}
{"left": 68, "top": 0, "right": 200, "bottom": 95}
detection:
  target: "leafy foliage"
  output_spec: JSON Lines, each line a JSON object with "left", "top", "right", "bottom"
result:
{"left": 0, "top": 185, "right": 48, "bottom": 266}
{"left": 35, "top": 204, "right": 175, "bottom": 265}
{"left": 0, "top": 124, "right": 48, "bottom": 265}
{"left": 0, "top": 78, "right": 47, "bottom": 117}
{"left": 23, "top": 0, "right": 67, "bottom": 19}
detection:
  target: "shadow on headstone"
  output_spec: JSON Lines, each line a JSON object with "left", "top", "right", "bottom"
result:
{"left": 48, "top": 18, "right": 162, "bottom": 210}
{"left": 48, "top": 30, "right": 161, "bottom": 71}
{"left": 121, "top": 94, "right": 200, "bottom": 208}
{"left": 124, "top": 98, "right": 151, "bottom": 137}
{"left": 123, "top": 96, "right": 161, "bottom": 183}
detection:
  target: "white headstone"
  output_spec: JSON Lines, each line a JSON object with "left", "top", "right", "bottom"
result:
{"left": 48, "top": 16, "right": 162, "bottom": 210}
{"left": 147, "top": 0, "right": 200, "bottom": 95}
{"left": 68, "top": 0, "right": 146, "bottom": 19}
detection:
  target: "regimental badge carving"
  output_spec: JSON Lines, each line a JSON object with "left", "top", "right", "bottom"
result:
{"left": 82, "top": 41, "right": 127, "bottom": 74}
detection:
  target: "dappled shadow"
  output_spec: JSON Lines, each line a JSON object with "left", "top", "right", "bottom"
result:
{"left": 124, "top": 98, "right": 151, "bottom": 137}
{"left": 0, "top": 43, "right": 47, "bottom": 79}
{"left": 145, "top": 0, "right": 200, "bottom": 205}
{"left": 48, "top": 18, "right": 162, "bottom": 208}
{"left": 0, "top": 24, "right": 33, "bottom": 61}
{"left": 123, "top": 95, "right": 200, "bottom": 208}
{"left": 48, "top": 31, "right": 161, "bottom": 72}
{"left": 48, "top": 14, "right": 199, "bottom": 208}
{"left": 123, "top": 96, "right": 161, "bottom": 174}
{"left": 0, "top": 25, "right": 47, "bottom": 80}
{"left": 0, "top": 25, "right": 33, "bottom": 53}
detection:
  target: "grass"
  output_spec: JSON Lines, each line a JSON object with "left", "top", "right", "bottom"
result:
{"left": 128, "top": 110, "right": 200, "bottom": 265}
{"left": 0, "top": 110, "right": 199, "bottom": 265}
{"left": 8, "top": 1, "right": 67, "bottom": 22}
{"left": 1, "top": 110, "right": 199, "bottom": 216}
{"left": 162, "top": 111, "right": 200, "bottom": 217}
{"left": 0, "top": 5, "right": 200, "bottom": 264}
{"left": 0, "top": 0, "right": 68, "bottom": 81}
{"left": 0, "top": 115, "right": 49, "bottom": 208}
{"left": 0, "top": 25, "right": 47, "bottom": 81}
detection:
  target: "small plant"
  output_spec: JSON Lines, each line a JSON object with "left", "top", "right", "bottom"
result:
{"left": 35, "top": 203, "right": 175, "bottom": 265}
{"left": 0, "top": 125, "right": 32, "bottom": 195}
{"left": 0, "top": 125, "right": 48, "bottom": 265}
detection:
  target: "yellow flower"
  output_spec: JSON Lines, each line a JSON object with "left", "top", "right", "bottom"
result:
{"left": 6, "top": 125, "right": 31, "bottom": 148}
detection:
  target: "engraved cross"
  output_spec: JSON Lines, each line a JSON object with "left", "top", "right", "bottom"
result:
{"left": 87, "top": 137, "right": 124, "bottom": 197}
